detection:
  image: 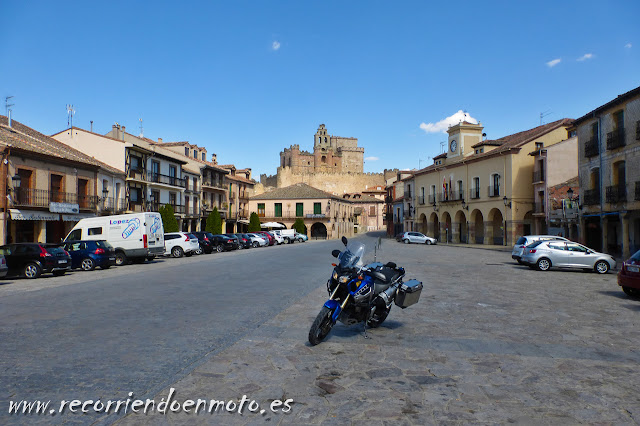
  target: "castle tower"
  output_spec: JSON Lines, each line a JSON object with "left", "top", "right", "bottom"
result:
{"left": 314, "top": 124, "right": 332, "bottom": 151}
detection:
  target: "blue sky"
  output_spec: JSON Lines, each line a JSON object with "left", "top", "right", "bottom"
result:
{"left": 1, "top": 1, "right": 638, "bottom": 177}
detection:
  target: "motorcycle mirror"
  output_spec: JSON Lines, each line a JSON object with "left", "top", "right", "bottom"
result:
{"left": 341, "top": 236, "right": 348, "bottom": 246}
{"left": 331, "top": 249, "right": 341, "bottom": 258}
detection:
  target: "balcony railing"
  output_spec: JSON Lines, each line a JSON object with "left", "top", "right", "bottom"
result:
{"left": 606, "top": 185, "right": 627, "bottom": 204}
{"left": 258, "top": 210, "right": 327, "bottom": 219}
{"left": 417, "top": 196, "right": 425, "bottom": 205}
{"left": 636, "top": 182, "right": 640, "bottom": 201}
{"left": 239, "top": 191, "right": 249, "bottom": 199}
{"left": 583, "top": 188, "right": 600, "bottom": 206}
{"left": 146, "top": 203, "right": 185, "bottom": 214}
{"left": 404, "top": 191, "right": 412, "bottom": 200}
{"left": 428, "top": 194, "right": 436, "bottom": 205}
{"left": 14, "top": 188, "right": 99, "bottom": 210}
{"left": 469, "top": 188, "right": 480, "bottom": 199}
{"left": 99, "top": 197, "right": 128, "bottom": 213}
{"left": 584, "top": 138, "right": 599, "bottom": 158}
{"left": 438, "top": 191, "right": 464, "bottom": 203}
{"left": 147, "top": 172, "right": 186, "bottom": 188}
{"left": 202, "top": 179, "right": 226, "bottom": 190}
{"left": 606, "top": 129, "right": 625, "bottom": 150}
{"left": 229, "top": 192, "right": 236, "bottom": 199}
{"left": 488, "top": 185, "right": 500, "bottom": 197}
{"left": 532, "top": 171, "right": 544, "bottom": 183}
{"left": 403, "top": 210, "right": 413, "bottom": 219}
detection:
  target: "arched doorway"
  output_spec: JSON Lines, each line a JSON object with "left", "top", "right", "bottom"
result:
{"left": 471, "top": 209, "right": 484, "bottom": 244}
{"left": 311, "top": 222, "right": 327, "bottom": 239}
{"left": 430, "top": 212, "right": 440, "bottom": 241}
{"left": 455, "top": 210, "right": 468, "bottom": 243}
{"left": 442, "top": 212, "right": 453, "bottom": 242}
{"left": 488, "top": 208, "right": 504, "bottom": 245}
{"left": 522, "top": 211, "right": 533, "bottom": 236}
{"left": 418, "top": 213, "right": 427, "bottom": 234}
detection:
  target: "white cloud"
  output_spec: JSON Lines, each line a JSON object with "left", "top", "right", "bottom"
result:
{"left": 577, "top": 53, "right": 593, "bottom": 61}
{"left": 419, "top": 110, "right": 478, "bottom": 134}
{"left": 272, "top": 41, "right": 281, "bottom": 51}
{"left": 625, "top": 43, "right": 632, "bottom": 49}
{"left": 365, "top": 156, "right": 379, "bottom": 161}
{"left": 546, "top": 58, "right": 561, "bottom": 68}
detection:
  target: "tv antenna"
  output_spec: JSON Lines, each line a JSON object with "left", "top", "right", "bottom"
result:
{"left": 540, "top": 110, "right": 552, "bottom": 125}
{"left": 419, "top": 156, "right": 432, "bottom": 169}
{"left": 5, "top": 96, "right": 14, "bottom": 116}
{"left": 66, "top": 104, "right": 75, "bottom": 128}
{"left": 440, "top": 141, "right": 446, "bottom": 153}
{"left": 139, "top": 118, "right": 144, "bottom": 137}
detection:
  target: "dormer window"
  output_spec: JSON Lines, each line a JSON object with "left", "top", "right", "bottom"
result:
{"left": 535, "top": 142, "right": 543, "bottom": 150}
{"left": 194, "top": 150, "right": 198, "bottom": 159}
{"left": 202, "top": 153, "right": 205, "bottom": 161}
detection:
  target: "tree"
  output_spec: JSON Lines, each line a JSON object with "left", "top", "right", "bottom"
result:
{"left": 159, "top": 204, "right": 179, "bottom": 232}
{"left": 206, "top": 207, "right": 223, "bottom": 234}
{"left": 292, "top": 218, "right": 306, "bottom": 234}
{"left": 248, "top": 212, "right": 261, "bottom": 232}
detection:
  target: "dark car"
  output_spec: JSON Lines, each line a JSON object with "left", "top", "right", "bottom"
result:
{"left": 63, "top": 240, "right": 116, "bottom": 271}
{"left": 0, "top": 243, "right": 72, "bottom": 279}
{"left": 191, "top": 232, "right": 214, "bottom": 254}
{"left": 619, "top": 249, "right": 640, "bottom": 297}
{"left": 230, "top": 233, "right": 252, "bottom": 249}
{"left": 209, "top": 234, "right": 239, "bottom": 252}
{"left": 256, "top": 231, "right": 276, "bottom": 246}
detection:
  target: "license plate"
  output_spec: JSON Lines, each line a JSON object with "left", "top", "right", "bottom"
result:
{"left": 629, "top": 266, "right": 639, "bottom": 273}
{"left": 149, "top": 241, "right": 155, "bottom": 245}
{"left": 109, "top": 257, "right": 115, "bottom": 261}
{"left": 58, "top": 260, "right": 67, "bottom": 264}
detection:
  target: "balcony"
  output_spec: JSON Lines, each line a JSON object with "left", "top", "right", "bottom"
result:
{"left": 532, "top": 171, "right": 544, "bottom": 183}
{"left": 438, "top": 191, "right": 464, "bottom": 203}
{"left": 488, "top": 185, "right": 500, "bottom": 198}
{"left": 404, "top": 191, "right": 412, "bottom": 200}
{"left": 99, "top": 197, "right": 127, "bottom": 213}
{"left": 606, "top": 129, "right": 625, "bottom": 150}
{"left": 469, "top": 188, "right": 480, "bottom": 200}
{"left": 583, "top": 188, "right": 600, "bottom": 206}
{"left": 584, "top": 138, "right": 599, "bottom": 158}
{"left": 403, "top": 210, "right": 413, "bottom": 219}
{"left": 14, "top": 188, "right": 99, "bottom": 210}
{"left": 258, "top": 210, "right": 327, "bottom": 219}
{"left": 428, "top": 194, "right": 436, "bottom": 205}
{"left": 229, "top": 192, "right": 236, "bottom": 199}
{"left": 606, "top": 184, "right": 627, "bottom": 204}
{"left": 239, "top": 191, "right": 249, "bottom": 200}
{"left": 146, "top": 203, "right": 185, "bottom": 214}
{"left": 202, "top": 179, "right": 226, "bottom": 190}
{"left": 147, "top": 172, "right": 186, "bottom": 188}
{"left": 417, "top": 196, "right": 425, "bottom": 205}
{"left": 636, "top": 182, "right": 640, "bottom": 201}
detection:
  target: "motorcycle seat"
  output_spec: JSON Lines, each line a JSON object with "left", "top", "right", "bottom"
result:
{"left": 369, "top": 266, "right": 401, "bottom": 284}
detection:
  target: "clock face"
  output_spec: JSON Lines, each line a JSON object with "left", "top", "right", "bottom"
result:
{"left": 450, "top": 140, "right": 457, "bottom": 152}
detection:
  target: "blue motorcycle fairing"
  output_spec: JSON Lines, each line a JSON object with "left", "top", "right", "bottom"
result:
{"left": 323, "top": 299, "right": 341, "bottom": 322}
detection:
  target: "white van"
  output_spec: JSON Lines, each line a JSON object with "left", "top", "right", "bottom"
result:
{"left": 273, "top": 229, "right": 296, "bottom": 244}
{"left": 64, "top": 213, "right": 165, "bottom": 265}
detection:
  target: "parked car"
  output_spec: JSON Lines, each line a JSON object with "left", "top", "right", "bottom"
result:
{"left": 164, "top": 232, "right": 200, "bottom": 258}
{"left": 192, "top": 232, "right": 216, "bottom": 254}
{"left": 511, "top": 235, "right": 569, "bottom": 264}
{"left": 256, "top": 231, "right": 276, "bottom": 246}
{"left": 63, "top": 240, "right": 116, "bottom": 271}
{"left": 0, "top": 243, "right": 72, "bottom": 279}
{"left": 245, "top": 233, "right": 268, "bottom": 248}
{"left": 397, "top": 232, "right": 437, "bottom": 245}
{"left": 267, "top": 231, "right": 284, "bottom": 245}
{"left": 520, "top": 240, "right": 616, "bottom": 274}
{"left": 0, "top": 255, "right": 8, "bottom": 278}
{"left": 227, "top": 233, "right": 251, "bottom": 249}
{"left": 295, "top": 232, "right": 308, "bottom": 242}
{"left": 209, "top": 235, "right": 240, "bottom": 252}
{"left": 618, "top": 249, "right": 640, "bottom": 297}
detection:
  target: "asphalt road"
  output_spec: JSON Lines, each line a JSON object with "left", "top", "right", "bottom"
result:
{"left": 0, "top": 237, "right": 350, "bottom": 425}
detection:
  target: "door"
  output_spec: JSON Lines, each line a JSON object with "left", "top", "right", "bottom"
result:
{"left": 296, "top": 203, "right": 303, "bottom": 217}
{"left": 547, "top": 242, "right": 569, "bottom": 267}
{"left": 410, "top": 232, "right": 425, "bottom": 243}
{"left": 565, "top": 243, "right": 593, "bottom": 268}
{"left": 274, "top": 203, "right": 282, "bottom": 218}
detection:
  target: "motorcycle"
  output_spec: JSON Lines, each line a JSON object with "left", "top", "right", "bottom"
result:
{"left": 308, "top": 236, "right": 423, "bottom": 345}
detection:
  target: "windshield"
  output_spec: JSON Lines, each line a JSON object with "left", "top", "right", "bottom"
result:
{"left": 338, "top": 242, "right": 365, "bottom": 269}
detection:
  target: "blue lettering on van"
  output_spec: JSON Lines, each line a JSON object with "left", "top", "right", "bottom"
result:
{"left": 150, "top": 216, "right": 161, "bottom": 233}
{"left": 110, "top": 218, "right": 132, "bottom": 225}
{"left": 122, "top": 218, "right": 141, "bottom": 239}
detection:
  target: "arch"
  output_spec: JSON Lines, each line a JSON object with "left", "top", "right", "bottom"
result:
{"left": 321, "top": 155, "right": 327, "bottom": 163}
{"left": 429, "top": 212, "right": 440, "bottom": 240}
{"left": 471, "top": 209, "right": 484, "bottom": 244}
{"left": 418, "top": 213, "right": 427, "bottom": 235}
{"left": 311, "top": 222, "right": 327, "bottom": 239}
{"left": 488, "top": 208, "right": 504, "bottom": 245}
{"left": 522, "top": 211, "right": 533, "bottom": 237}
{"left": 455, "top": 210, "right": 468, "bottom": 243}
{"left": 441, "top": 212, "right": 453, "bottom": 242}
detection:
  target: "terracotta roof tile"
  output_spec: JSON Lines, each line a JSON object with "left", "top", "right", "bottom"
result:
{"left": 250, "top": 183, "right": 343, "bottom": 201}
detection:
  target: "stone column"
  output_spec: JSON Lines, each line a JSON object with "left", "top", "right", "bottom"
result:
{"left": 469, "top": 221, "right": 475, "bottom": 244}
{"left": 451, "top": 221, "right": 460, "bottom": 243}
{"left": 36, "top": 220, "right": 46, "bottom": 243}
{"left": 622, "top": 213, "right": 630, "bottom": 260}
{"left": 484, "top": 222, "right": 494, "bottom": 245}
{"left": 578, "top": 216, "right": 586, "bottom": 245}
{"left": 601, "top": 216, "right": 609, "bottom": 254}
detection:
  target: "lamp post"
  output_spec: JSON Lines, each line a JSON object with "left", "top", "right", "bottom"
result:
{"left": 502, "top": 196, "right": 511, "bottom": 247}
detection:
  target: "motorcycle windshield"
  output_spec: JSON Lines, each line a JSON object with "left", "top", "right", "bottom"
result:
{"left": 338, "top": 242, "right": 365, "bottom": 269}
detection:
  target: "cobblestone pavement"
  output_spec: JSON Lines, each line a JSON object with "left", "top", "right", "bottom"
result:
{"left": 119, "top": 234, "right": 640, "bottom": 425}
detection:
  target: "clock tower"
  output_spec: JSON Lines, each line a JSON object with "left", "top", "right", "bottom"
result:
{"left": 446, "top": 120, "right": 484, "bottom": 158}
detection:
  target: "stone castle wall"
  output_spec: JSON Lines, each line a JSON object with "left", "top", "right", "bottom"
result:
{"left": 273, "top": 167, "right": 386, "bottom": 195}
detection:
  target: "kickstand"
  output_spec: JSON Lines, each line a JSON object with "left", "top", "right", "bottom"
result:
{"left": 362, "top": 321, "right": 370, "bottom": 339}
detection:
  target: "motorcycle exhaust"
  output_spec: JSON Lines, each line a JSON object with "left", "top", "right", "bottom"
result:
{"left": 377, "top": 284, "right": 398, "bottom": 306}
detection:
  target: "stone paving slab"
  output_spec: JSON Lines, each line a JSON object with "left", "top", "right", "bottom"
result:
{"left": 117, "top": 239, "right": 640, "bottom": 425}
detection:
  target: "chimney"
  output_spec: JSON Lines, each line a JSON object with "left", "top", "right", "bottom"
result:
{"left": 7, "top": 109, "right": 11, "bottom": 128}
{"left": 90, "top": 120, "right": 93, "bottom": 132}
{"left": 211, "top": 153, "right": 217, "bottom": 164}
{"left": 158, "top": 137, "right": 163, "bottom": 143}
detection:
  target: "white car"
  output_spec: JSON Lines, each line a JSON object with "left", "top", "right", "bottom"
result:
{"left": 164, "top": 232, "right": 200, "bottom": 258}
{"left": 511, "top": 235, "right": 569, "bottom": 264}
{"left": 268, "top": 232, "right": 284, "bottom": 245}
{"left": 398, "top": 232, "right": 437, "bottom": 245}
{"left": 246, "top": 233, "right": 268, "bottom": 248}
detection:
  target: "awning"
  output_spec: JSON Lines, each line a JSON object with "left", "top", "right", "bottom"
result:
{"left": 61, "top": 213, "right": 98, "bottom": 222}
{"left": 261, "top": 222, "right": 285, "bottom": 229}
{"left": 237, "top": 219, "right": 250, "bottom": 225}
{"left": 9, "top": 209, "right": 59, "bottom": 221}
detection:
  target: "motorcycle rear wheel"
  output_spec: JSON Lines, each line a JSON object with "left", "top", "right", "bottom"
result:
{"left": 367, "top": 305, "right": 391, "bottom": 328}
{"left": 309, "top": 306, "right": 335, "bottom": 346}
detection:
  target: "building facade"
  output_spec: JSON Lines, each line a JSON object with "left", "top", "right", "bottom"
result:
{"left": 575, "top": 85, "right": 640, "bottom": 259}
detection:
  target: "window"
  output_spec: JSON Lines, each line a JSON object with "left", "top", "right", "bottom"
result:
{"left": 566, "top": 243, "right": 587, "bottom": 253}
{"left": 88, "top": 227, "right": 103, "bottom": 236}
{"left": 130, "top": 187, "right": 140, "bottom": 202}
{"left": 102, "top": 179, "right": 109, "bottom": 194}
{"left": 296, "top": 203, "right": 303, "bottom": 217}
{"left": 369, "top": 206, "right": 376, "bottom": 216}
{"left": 152, "top": 161, "right": 160, "bottom": 177}
{"left": 50, "top": 174, "right": 64, "bottom": 202}
{"left": 202, "top": 153, "right": 205, "bottom": 161}
{"left": 314, "top": 202, "right": 321, "bottom": 214}
{"left": 457, "top": 180, "right": 464, "bottom": 199}
{"left": 548, "top": 243, "right": 566, "bottom": 251}
{"left": 130, "top": 156, "right": 141, "bottom": 171}
{"left": 184, "top": 147, "right": 189, "bottom": 156}
{"left": 490, "top": 174, "right": 500, "bottom": 197}
{"left": 169, "top": 192, "right": 177, "bottom": 206}
{"left": 472, "top": 177, "right": 480, "bottom": 199}
{"left": 66, "top": 229, "right": 82, "bottom": 241}
{"left": 614, "top": 110, "right": 624, "bottom": 130}
{"left": 274, "top": 203, "right": 282, "bottom": 217}
{"left": 257, "top": 203, "right": 265, "bottom": 216}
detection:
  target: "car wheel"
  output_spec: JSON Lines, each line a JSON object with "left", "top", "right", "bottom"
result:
{"left": 81, "top": 258, "right": 96, "bottom": 271}
{"left": 536, "top": 258, "right": 551, "bottom": 271}
{"left": 622, "top": 286, "right": 639, "bottom": 297}
{"left": 216, "top": 245, "right": 223, "bottom": 253}
{"left": 403, "top": 239, "right": 410, "bottom": 244}
{"left": 594, "top": 260, "right": 609, "bottom": 274}
{"left": 425, "top": 240, "right": 432, "bottom": 245}
{"left": 253, "top": 241, "right": 259, "bottom": 248}
{"left": 115, "top": 252, "right": 127, "bottom": 266}
{"left": 517, "top": 259, "right": 524, "bottom": 265}
{"left": 171, "top": 246, "right": 184, "bottom": 258}
{"left": 23, "top": 262, "right": 42, "bottom": 279}
{"left": 194, "top": 247, "right": 203, "bottom": 255}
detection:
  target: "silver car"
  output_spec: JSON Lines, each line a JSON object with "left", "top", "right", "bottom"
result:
{"left": 398, "top": 232, "right": 437, "bottom": 245}
{"left": 511, "top": 235, "right": 568, "bottom": 264}
{"left": 245, "top": 233, "right": 268, "bottom": 248}
{"left": 521, "top": 240, "right": 616, "bottom": 274}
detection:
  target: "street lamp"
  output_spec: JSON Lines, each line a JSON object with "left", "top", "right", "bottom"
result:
{"left": 432, "top": 201, "right": 439, "bottom": 212}
{"left": 503, "top": 195, "right": 512, "bottom": 208}
{"left": 567, "top": 187, "right": 574, "bottom": 200}
{"left": 11, "top": 174, "right": 21, "bottom": 189}
{"left": 461, "top": 199, "right": 469, "bottom": 210}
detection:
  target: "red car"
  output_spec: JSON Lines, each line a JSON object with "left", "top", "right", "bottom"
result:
{"left": 618, "top": 249, "right": 640, "bottom": 297}
{"left": 256, "top": 231, "right": 276, "bottom": 246}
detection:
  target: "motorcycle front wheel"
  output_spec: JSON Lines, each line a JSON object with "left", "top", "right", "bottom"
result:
{"left": 367, "top": 305, "right": 391, "bottom": 328}
{"left": 309, "top": 306, "right": 335, "bottom": 346}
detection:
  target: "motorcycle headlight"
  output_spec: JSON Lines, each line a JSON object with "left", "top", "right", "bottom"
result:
{"left": 339, "top": 276, "right": 350, "bottom": 284}
{"left": 332, "top": 271, "right": 338, "bottom": 281}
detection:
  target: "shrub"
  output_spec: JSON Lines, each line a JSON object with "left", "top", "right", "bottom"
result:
{"left": 159, "top": 204, "right": 179, "bottom": 232}
{"left": 248, "top": 212, "right": 261, "bottom": 232}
